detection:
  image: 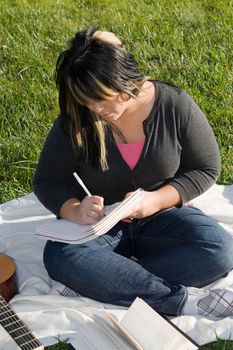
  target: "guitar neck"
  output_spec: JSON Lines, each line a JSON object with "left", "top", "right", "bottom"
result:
{"left": 0, "top": 295, "right": 44, "bottom": 350}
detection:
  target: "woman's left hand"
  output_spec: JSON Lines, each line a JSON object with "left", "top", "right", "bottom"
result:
{"left": 123, "top": 185, "right": 181, "bottom": 219}
{"left": 123, "top": 190, "right": 162, "bottom": 219}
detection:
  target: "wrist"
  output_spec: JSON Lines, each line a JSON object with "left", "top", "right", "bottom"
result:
{"left": 153, "top": 185, "right": 181, "bottom": 211}
{"left": 152, "top": 191, "right": 163, "bottom": 212}
{"left": 60, "top": 198, "right": 81, "bottom": 223}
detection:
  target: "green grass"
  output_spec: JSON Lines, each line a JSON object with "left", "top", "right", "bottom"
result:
{"left": 45, "top": 336, "right": 233, "bottom": 349}
{"left": 46, "top": 336, "right": 72, "bottom": 349}
{"left": 0, "top": 0, "right": 233, "bottom": 347}
{"left": 0, "top": 0, "right": 232, "bottom": 204}
{"left": 45, "top": 337, "right": 233, "bottom": 349}
{"left": 201, "top": 340, "right": 233, "bottom": 349}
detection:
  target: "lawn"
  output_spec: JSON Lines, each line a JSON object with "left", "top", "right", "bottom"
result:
{"left": 0, "top": 0, "right": 233, "bottom": 348}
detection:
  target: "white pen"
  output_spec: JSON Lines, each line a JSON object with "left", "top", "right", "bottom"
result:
{"left": 73, "top": 172, "right": 92, "bottom": 196}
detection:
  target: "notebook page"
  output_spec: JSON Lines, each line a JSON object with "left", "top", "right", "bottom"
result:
{"left": 36, "top": 188, "right": 143, "bottom": 244}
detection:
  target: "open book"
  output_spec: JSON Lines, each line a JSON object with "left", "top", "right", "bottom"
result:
{"left": 71, "top": 297, "right": 199, "bottom": 350}
{"left": 36, "top": 188, "right": 143, "bottom": 244}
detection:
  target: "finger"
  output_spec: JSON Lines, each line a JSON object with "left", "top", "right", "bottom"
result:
{"left": 87, "top": 210, "right": 104, "bottom": 222}
{"left": 92, "top": 203, "right": 104, "bottom": 213}
{"left": 91, "top": 195, "right": 104, "bottom": 207}
{"left": 81, "top": 197, "right": 104, "bottom": 212}
{"left": 88, "top": 210, "right": 98, "bottom": 218}
{"left": 124, "top": 192, "right": 133, "bottom": 200}
{"left": 99, "top": 208, "right": 106, "bottom": 217}
{"left": 85, "top": 216, "right": 99, "bottom": 224}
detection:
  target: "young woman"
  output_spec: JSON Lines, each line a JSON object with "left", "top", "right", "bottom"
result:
{"left": 34, "top": 27, "right": 233, "bottom": 318}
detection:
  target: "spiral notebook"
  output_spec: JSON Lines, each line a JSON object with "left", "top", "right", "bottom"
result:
{"left": 36, "top": 188, "right": 143, "bottom": 244}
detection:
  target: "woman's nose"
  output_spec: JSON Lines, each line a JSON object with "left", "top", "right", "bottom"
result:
{"left": 92, "top": 102, "right": 106, "bottom": 114}
{"left": 96, "top": 105, "right": 104, "bottom": 113}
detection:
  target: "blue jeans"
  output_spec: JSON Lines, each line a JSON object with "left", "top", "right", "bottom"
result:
{"left": 43, "top": 206, "right": 233, "bottom": 315}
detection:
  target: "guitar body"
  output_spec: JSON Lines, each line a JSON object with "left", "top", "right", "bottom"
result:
{"left": 0, "top": 254, "right": 18, "bottom": 302}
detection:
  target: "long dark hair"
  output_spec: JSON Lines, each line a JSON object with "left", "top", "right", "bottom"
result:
{"left": 55, "top": 28, "right": 146, "bottom": 170}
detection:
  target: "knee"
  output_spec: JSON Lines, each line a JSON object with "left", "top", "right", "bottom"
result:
{"left": 43, "top": 240, "right": 101, "bottom": 279}
{"left": 185, "top": 218, "right": 233, "bottom": 271}
{"left": 219, "top": 231, "right": 233, "bottom": 266}
{"left": 43, "top": 241, "right": 80, "bottom": 275}
{"left": 207, "top": 228, "right": 233, "bottom": 273}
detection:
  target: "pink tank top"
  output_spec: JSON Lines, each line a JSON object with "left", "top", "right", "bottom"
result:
{"left": 118, "top": 139, "right": 192, "bottom": 211}
{"left": 117, "top": 139, "right": 145, "bottom": 170}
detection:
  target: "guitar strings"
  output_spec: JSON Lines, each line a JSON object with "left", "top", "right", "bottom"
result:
{"left": 0, "top": 295, "right": 42, "bottom": 349}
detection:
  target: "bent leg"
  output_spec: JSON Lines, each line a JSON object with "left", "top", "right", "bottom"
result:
{"left": 135, "top": 206, "right": 233, "bottom": 287}
{"left": 43, "top": 223, "right": 186, "bottom": 315}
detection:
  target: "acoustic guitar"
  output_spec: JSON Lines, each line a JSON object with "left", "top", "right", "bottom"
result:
{"left": 0, "top": 254, "right": 45, "bottom": 349}
{"left": 0, "top": 254, "right": 75, "bottom": 349}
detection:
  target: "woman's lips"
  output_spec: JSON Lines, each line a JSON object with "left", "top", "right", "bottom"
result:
{"left": 100, "top": 112, "right": 113, "bottom": 118}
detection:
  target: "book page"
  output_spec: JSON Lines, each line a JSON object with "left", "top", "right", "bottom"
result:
{"left": 72, "top": 314, "right": 137, "bottom": 350}
{"left": 118, "top": 298, "right": 199, "bottom": 350}
{"left": 71, "top": 299, "right": 199, "bottom": 350}
{"left": 106, "top": 312, "right": 143, "bottom": 350}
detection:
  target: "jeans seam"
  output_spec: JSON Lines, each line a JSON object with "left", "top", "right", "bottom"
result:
{"left": 99, "top": 235, "right": 128, "bottom": 249}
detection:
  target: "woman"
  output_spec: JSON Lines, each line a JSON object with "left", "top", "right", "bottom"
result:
{"left": 34, "top": 28, "right": 233, "bottom": 318}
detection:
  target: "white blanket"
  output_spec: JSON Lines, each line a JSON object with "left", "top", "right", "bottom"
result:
{"left": 0, "top": 184, "right": 233, "bottom": 349}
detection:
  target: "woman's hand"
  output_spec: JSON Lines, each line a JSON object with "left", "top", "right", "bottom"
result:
{"left": 123, "top": 190, "right": 161, "bottom": 219}
{"left": 124, "top": 185, "right": 181, "bottom": 219}
{"left": 75, "top": 195, "right": 105, "bottom": 224}
{"left": 60, "top": 195, "right": 105, "bottom": 225}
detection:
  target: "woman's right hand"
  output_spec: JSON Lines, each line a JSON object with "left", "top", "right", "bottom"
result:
{"left": 60, "top": 196, "right": 105, "bottom": 225}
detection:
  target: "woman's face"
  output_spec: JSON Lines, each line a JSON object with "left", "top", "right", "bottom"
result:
{"left": 87, "top": 93, "right": 130, "bottom": 122}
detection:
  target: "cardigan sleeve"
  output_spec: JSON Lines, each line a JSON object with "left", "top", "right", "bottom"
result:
{"left": 33, "top": 117, "right": 77, "bottom": 216}
{"left": 167, "top": 93, "right": 221, "bottom": 204}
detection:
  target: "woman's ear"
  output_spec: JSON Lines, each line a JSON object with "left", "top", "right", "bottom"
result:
{"left": 118, "top": 92, "right": 130, "bottom": 102}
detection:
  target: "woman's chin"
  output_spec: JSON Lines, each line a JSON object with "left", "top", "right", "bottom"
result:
{"left": 100, "top": 113, "right": 120, "bottom": 122}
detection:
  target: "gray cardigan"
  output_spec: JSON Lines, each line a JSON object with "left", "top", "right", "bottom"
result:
{"left": 34, "top": 81, "right": 221, "bottom": 217}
